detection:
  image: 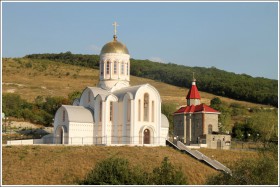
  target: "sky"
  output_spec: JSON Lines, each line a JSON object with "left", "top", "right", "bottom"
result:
{"left": 1, "top": 1, "right": 279, "bottom": 80}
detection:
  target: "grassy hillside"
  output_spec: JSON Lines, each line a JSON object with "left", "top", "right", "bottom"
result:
{"left": 2, "top": 57, "right": 270, "bottom": 108}
{"left": 25, "top": 52, "right": 278, "bottom": 106}
{"left": 2, "top": 145, "right": 258, "bottom": 185}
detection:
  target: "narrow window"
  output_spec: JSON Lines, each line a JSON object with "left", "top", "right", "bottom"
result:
{"left": 208, "top": 124, "right": 213, "bottom": 134}
{"left": 126, "top": 63, "right": 129, "bottom": 75}
{"left": 62, "top": 110, "right": 65, "bottom": 122}
{"left": 127, "top": 99, "right": 131, "bottom": 122}
{"left": 121, "top": 62, "right": 124, "bottom": 74}
{"left": 99, "top": 101, "right": 102, "bottom": 122}
{"left": 100, "top": 62, "right": 103, "bottom": 75}
{"left": 144, "top": 93, "right": 149, "bottom": 121}
{"left": 152, "top": 101, "right": 154, "bottom": 122}
{"left": 106, "top": 62, "right": 110, "bottom": 74}
{"left": 110, "top": 102, "right": 113, "bottom": 121}
{"left": 114, "top": 61, "right": 117, "bottom": 74}
{"left": 138, "top": 99, "right": 141, "bottom": 121}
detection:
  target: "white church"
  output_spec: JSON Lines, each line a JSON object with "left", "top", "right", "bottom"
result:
{"left": 53, "top": 23, "right": 169, "bottom": 146}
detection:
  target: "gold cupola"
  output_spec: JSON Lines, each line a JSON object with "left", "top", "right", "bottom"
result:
{"left": 100, "top": 38, "right": 129, "bottom": 55}
{"left": 100, "top": 21, "right": 129, "bottom": 55}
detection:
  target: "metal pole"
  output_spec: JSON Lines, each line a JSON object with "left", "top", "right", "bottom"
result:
{"left": 4, "top": 117, "right": 7, "bottom": 133}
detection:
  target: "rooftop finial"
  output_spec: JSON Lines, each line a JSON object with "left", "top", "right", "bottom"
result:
{"left": 192, "top": 72, "right": 196, "bottom": 82}
{"left": 112, "top": 21, "right": 119, "bottom": 41}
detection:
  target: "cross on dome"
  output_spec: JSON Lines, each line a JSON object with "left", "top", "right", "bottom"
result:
{"left": 112, "top": 21, "right": 119, "bottom": 40}
{"left": 192, "top": 72, "right": 196, "bottom": 82}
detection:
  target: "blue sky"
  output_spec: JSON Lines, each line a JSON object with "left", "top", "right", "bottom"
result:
{"left": 2, "top": 2, "right": 278, "bottom": 79}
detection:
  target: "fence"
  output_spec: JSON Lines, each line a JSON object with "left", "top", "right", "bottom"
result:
{"left": 230, "top": 139, "right": 264, "bottom": 150}
{"left": 6, "top": 135, "right": 169, "bottom": 146}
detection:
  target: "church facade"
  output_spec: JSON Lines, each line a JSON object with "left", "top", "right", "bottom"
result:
{"left": 173, "top": 78, "right": 231, "bottom": 149}
{"left": 53, "top": 25, "right": 169, "bottom": 146}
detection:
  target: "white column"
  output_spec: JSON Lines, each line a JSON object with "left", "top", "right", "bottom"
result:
{"left": 102, "top": 101, "right": 106, "bottom": 144}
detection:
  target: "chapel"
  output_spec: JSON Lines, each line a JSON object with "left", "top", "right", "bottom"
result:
{"left": 53, "top": 23, "right": 169, "bottom": 146}
{"left": 173, "top": 76, "right": 231, "bottom": 149}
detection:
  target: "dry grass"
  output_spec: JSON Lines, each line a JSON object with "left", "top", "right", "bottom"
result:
{"left": 199, "top": 148, "right": 259, "bottom": 168}
{"left": 2, "top": 58, "right": 270, "bottom": 109}
{"left": 2, "top": 145, "right": 258, "bottom": 185}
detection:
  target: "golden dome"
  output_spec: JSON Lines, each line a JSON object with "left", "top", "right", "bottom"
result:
{"left": 100, "top": 37, "right": 129, "bottom": 55}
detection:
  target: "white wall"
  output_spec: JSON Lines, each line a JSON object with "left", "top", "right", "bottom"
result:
{"left": 68, "top": 122, "right": 94, "bottom": 145}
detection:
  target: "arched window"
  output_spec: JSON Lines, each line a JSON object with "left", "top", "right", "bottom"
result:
{"left": 100, "top": 62, "right": 104, "bottom": 75}
{"left": 208, "top": 124, "right": 213, "bottom": 134}
{"left": 114, "top": 61, "right": 117, "bottom": 74}
{"left": 62, "top": 110, "right": 65, "bottom": 122}
{"left": 144, "top": 93, "right": 149, "bottom": 121}
{"left": 110, "top": 102, "right": 113, "bottom": 121}
{"left": 127, "top": 99, "right": 131, "bottom": 122}
{"left": 106, "top": 61, "right": 110, "bottom": 75}
{"left": 121, "top": 62, "right": 124, "bottom": 74}
{"left": 152, "top": 101, "right": 154, "bottom": 122}
{"left": 138, "top": 99, "right": 141, "bottom": 121}
{"left": 99, "top": 101, "right": 102, "bottom": 122}
{"left": 88, "top": 91, "right": 90, "bottom": 103}
{"left": 126, "top": 63, "right": 129, "bottom": 75}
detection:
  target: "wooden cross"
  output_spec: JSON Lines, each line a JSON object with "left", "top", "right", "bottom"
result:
{"left": 112, "top": 21, "right": 119, "bottom": 36}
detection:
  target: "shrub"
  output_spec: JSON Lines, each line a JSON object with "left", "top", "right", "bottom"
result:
{"left": 79, "top": 157, "right": 188, "bottom": 185}
{"left": 79, "top": 157, "right": 145, "bottom": 185}
{"left": 206, "top": 155, "right": 278, "bottom": 185}
{"left": 151, "top": 157, "right": 187, "bottom": 185}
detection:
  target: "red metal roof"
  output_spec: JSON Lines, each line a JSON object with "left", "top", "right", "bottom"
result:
{"left": 174, "top": 104, "right": 219, "bottom": 114}
{"left": 186, "top": 84, "right": 201, "bottom": 99}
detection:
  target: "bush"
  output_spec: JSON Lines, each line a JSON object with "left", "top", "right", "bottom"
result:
{"left": 79, "top": 157, "right": 188, "bottom": 185}
{"left": 79, "top": 157, "right": 147, "bottom": 185}
{"left": 206, "top": 154, "right": 278, "bottom": 185}
{"left": 151, "top": 157, "right": 187, "bottom": 185}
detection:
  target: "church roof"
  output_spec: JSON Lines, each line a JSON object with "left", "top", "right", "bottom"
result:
{"left": 161, "top": 114, "right": 169, "bottom": 128}
{"left": 62, "top": 105, "right": 94, "bottom": 123}
{"left": 186, "top": 81, "right": 201, "bottom": 99}
{"left": 174, "top": 104, "right": 219, "bottom": 114}
{"left": 100, "top": 39, "right": 129, "bottom": 55}
{"left": 87, "top": 87, "right": 111, "bottom": 101}
{"left": 113, "top": 84, "right": 160, "bottom": 101}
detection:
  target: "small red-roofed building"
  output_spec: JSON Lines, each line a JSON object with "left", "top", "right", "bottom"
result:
{"left": 173, "top": 77, "right": 231, "bottom": 149}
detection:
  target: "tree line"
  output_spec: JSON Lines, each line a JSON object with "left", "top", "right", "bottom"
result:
{"left": 2, "top": 91, "right": 81, "bottom": 126}
{"left": 25, "top": 52, "right": 278, "bottom": 107}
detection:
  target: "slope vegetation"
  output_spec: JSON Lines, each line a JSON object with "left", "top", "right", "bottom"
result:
{"left": 2, "top": 145, "right": 258, "bottom": 185}
{"left": 2, "top": 57, "right": 270, "bottom": 108}
{"left": 24, "top": 52, "right": 278, "bottom": 106}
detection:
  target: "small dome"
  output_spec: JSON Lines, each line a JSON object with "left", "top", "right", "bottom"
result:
{"left": 100, "top": 38, "right": 129, "bottom": 55}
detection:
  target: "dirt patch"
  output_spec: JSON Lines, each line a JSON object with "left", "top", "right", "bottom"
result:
{"left": 10, "top": 121, "right": 44, "bottom": 129}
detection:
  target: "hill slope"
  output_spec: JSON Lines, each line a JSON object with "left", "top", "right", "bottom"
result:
{"left": 24, "top": 52, "right": 278, "bottom": 107}
{"left": 2, "top": 145, "right": 258, "bottom": 185}
{"left": 2, "top": 57, "right": 270, "bottom": 108}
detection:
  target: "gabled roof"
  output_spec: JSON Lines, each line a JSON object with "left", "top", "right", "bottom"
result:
{"left": 186, "top": 83, "right": 201, "bottom": 99}
{"left": 174, "top": 104, "right": 220, "bottom": 114}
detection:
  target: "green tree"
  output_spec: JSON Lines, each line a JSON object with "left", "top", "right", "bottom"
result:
{"left": 79, "top": 157, "right": 147, "bottom": 185}
{"left": 68, "top": 90, "right": 82, "bottom": 104}
{"left": 79, "top": 157, "right": 188, "bottom": 185}
{"left": 210, "top": 97, "right": 232, "bottom": 133}
{"left": 249, "top": 110, "right": 278, "bottom": 146}
{"left": 151, "top": 157, "right": 187, "bottom": 185}
{"left": 206, "top": 154, "right": 278, "bottom": 185}
{"left": 161, "top": 103, "right": 177, "bottom": 135}
{"left": 210, "top": 97, "right": 222, "bottom": 109}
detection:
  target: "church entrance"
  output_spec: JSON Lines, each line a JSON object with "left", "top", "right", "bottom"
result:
{"left": 143, "top": 129, "right": 150, "bottom": 144}
{"left": 56, "top": 126, "right": 64, "bottom": 144}
{"left": 217, "top": 139, "right": 222, "bottom": 149}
